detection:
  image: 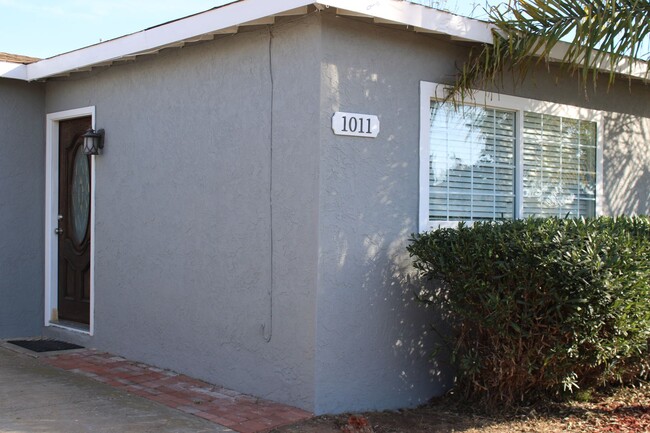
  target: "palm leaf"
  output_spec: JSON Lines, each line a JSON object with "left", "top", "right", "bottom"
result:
{"left": 449, "top": 0, "right": 650, "bottom": 100}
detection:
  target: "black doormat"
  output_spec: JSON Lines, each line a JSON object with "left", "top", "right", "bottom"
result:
{"left": 7, "top": 339, "right": 84, "bottom": 353}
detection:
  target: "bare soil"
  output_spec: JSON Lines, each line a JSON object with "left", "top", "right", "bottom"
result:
{"left": 271, "top": 383, "right": 650, "bottom": 433}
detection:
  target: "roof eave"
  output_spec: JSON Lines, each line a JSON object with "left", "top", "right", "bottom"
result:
{"left": 547, "top": 42, "right": 649, "bottom": 82}
{"left": 22, "top": 0, "right": 313, "bottom": 81}
{"left": 321, "top": 0, "right": 493, "bottom": 43}
{"left": 2, "top": 0, "right": 644, "bottom": 83}
{"left": 0, "top": 62, "right": 28, "bottom": 80}
{"left": 4, "top": 0, "right": 494, "bottom": 82}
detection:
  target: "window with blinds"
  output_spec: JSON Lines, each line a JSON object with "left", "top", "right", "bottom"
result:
{"left": 420, "top": 82, "right": 601, "bottom": 230}
{"left": 428, "top": 101, "right": 516, "bottom": 221}
{"left": 522, "top": 113, "right": 597, "bottom": 218}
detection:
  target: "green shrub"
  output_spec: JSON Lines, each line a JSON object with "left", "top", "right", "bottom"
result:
{"left": 408, "top": 216, "right": 650, "bottom": 407}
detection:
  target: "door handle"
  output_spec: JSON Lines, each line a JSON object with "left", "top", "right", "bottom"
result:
{"left": 55, "top": 228, "right": 64, "bottom": 235}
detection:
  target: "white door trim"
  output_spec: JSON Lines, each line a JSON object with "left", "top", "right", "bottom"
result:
{"left": 45, "top": 106, "right": 96, "bottom": 336}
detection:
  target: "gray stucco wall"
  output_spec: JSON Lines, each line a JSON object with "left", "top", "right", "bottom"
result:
{"left": 315, "top": 13, "right": 650, "bottom": 414}
{"left": 44, "top": 15, "right": 322, "bottom": 411}
{"left": 315, "top": 16, "right": 463, "bottom": 414}
{"left": 0, "top": 78, "right": 45, "bottom": 338}
{"left": 39, "top": 9, "right": 650, "bottom": 416}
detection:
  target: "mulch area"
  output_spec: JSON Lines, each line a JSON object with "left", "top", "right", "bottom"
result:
{"left": 270, "top": 383, "right": 650, "bottom": 433}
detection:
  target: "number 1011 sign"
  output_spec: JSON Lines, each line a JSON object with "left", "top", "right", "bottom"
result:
{"left": 332, "top": 112, "right": 380, "bottom": 138}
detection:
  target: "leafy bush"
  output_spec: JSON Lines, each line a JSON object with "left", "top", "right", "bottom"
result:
{"left": 408, "top": 216, "right": 650, "bottom": 407}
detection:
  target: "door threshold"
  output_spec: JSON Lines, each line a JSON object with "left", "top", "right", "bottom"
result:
{"left": 49, "top": 320, "right": 90, "bottom": 335}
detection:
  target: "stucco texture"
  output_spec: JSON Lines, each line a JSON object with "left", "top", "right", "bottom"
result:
{"left": 0, "top": 78, "right": 45, "bottom": 338}
{"left": 39, "top": 9, "right": 650, "bottom": 416}
{"left": 315, "top": 15, "right": 466, "bottom": 414}
{"left": 314, "top": 13, "right": 650, "bottom": 414}
{"left": 45, "top": 15, "right": 321, "bottom": 411}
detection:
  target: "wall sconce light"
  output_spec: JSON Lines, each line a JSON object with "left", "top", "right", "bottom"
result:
{"left": 82, "top": 128, "right": 105, "bottom": 155}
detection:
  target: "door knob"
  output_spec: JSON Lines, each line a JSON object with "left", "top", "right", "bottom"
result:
{"left": 55, "top": 228, "right": 64, "bottom": 235}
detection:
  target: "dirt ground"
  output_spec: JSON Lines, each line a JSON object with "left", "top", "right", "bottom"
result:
{"left": 271, "top": 383, "right": 650, "bottom": 433}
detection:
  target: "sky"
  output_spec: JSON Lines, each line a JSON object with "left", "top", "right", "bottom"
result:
{"left": 1, "top": 0, "right": 235, "bottom": 58}
{"left": 1, "top": 0, "right": 491, "bottom": 59}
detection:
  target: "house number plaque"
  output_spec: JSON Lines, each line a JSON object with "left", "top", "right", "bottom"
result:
{"left": 332, "top": 112, "right": 380, "bottom": 138}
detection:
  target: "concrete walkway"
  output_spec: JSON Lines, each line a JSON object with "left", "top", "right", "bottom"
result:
{"left": 42, "top": 349, "right": 311, "bottom": 432}
{"left": 0, "top": 346, "right": 231, "bottom": 433}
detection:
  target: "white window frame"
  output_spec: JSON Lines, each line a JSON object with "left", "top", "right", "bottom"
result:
{"left": 419, "top": 81, "right": 604, "bottom": 232}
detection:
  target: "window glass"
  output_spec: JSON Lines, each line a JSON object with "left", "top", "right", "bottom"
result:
{"left": 523, "top": 113, "right": 597, "bottom": 218}
{"left": 428, "top": 101, "right": 516, "bottom": 221}
{"left": 420, "top": 83, "right": 602, "bottom": 230}
{"left": 71, "top": 145, "right": 90, "bottom": 244}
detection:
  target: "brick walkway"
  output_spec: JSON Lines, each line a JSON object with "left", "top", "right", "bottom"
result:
{"left": 43, "top": 350, "right": 311, "bottom": 433}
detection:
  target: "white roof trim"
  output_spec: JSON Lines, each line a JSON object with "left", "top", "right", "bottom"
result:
{"left": 547, "top": 43, "right": 649, "bottom": 81}
{"left": 2, "top": 0, "right": 494, "bottom": 81}
{"left": 24, "top": 0, "right": 311, "bottom": 81}
{"left": 325, "top": 0, "right": 492, "bottom": 43}
{"left": 1, "top": 0, "right": 646, "bottom": 82}
{"left": 0, "top": 62, "right": 27, "bottom": 80}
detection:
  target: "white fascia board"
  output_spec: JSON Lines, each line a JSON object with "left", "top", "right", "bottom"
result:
{"left": 23, "top": 0, "right": 642, "bottom": 82}
{"left": 24, "top": 0, "right": 493, "bottom": 81}
{"left": 22, "top": 0, "right": 493, "bottom": 80}
{"left": 25, "top": 0, "right": 312, "bottom": 81}
{"left": 321, "top": 0, "right": 493, "bottom": 44}
{"left": 330, "top": 1, "right": 647, "bottom": 80}
{"left": 0, "top": 62, "right": 28, "bottom": 80}
{"left": 547, "top": 42, "right": 649, "bottom": 81}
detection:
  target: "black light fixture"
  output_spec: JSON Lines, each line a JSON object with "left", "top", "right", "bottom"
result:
{"left": 82, "top": 128, "right": 105, "bottom": 155}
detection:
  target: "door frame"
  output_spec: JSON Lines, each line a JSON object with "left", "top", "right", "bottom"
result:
{"left": 45, "top": 106, "right": 96, "bottom": 335}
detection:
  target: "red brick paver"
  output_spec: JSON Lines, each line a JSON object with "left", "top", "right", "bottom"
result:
{"left": 43, "top": 350, "right": 312, "bottom": 433}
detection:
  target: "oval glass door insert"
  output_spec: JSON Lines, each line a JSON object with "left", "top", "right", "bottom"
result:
{"left": 71, "top": 146, "right": 90, "bottom": 244}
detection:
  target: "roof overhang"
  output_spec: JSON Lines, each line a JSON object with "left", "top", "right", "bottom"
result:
{"left": 1, "top": 0, "right": 646, "bottom": 82}
{"left": 0, "top": 61, "right": 27, "bottom": 80}
{"left": 1, "top": 0, "right": 494, "bottom": 82}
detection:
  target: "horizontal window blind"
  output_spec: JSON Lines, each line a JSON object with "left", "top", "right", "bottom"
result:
{"left": 523, "top": 113, "right": 597, "bottom": 218}
{"left": 429, "top": 102, "right": 515, "bottom": 221}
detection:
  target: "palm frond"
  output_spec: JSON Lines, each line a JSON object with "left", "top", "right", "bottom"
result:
{"left": 449, "top": 0, "right": 650, "bottom": 100}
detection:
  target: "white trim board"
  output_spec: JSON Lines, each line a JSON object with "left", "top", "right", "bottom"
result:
{"left": 419, "top": 81, "right": 605, "bottom": 232}
{"left": 45, "top": 106, "right": 96, "bottom": 336}
{"left": 24, "top": 0, "right": 313, "bottom": 81}
{"left": 1, "top": 0, "right": 645, "bottom": 82}
{"left": 0, "top": 62, "right": 27, "bottom": 80}
{"left": 5, "top": 0, "right": 494, "bottom": 81}
{"left": 0, "top": 0, "right": 636, "bottom": 81}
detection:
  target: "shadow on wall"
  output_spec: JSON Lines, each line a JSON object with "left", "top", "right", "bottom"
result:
{"left": 320, "top": 39, "right": 649, "bottom": 409}
{"left": 603, "top": 113, "right": 650, "bottom": 215}
{"left": 363, "top": 232, "right": 454, "bottom": 395}
{"left": 321, "top": 56, "right": 455, "bottom": 409}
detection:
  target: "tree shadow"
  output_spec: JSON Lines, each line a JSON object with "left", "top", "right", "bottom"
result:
{"left": 602, "top": 111, "right": 650, "bottom": 215}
